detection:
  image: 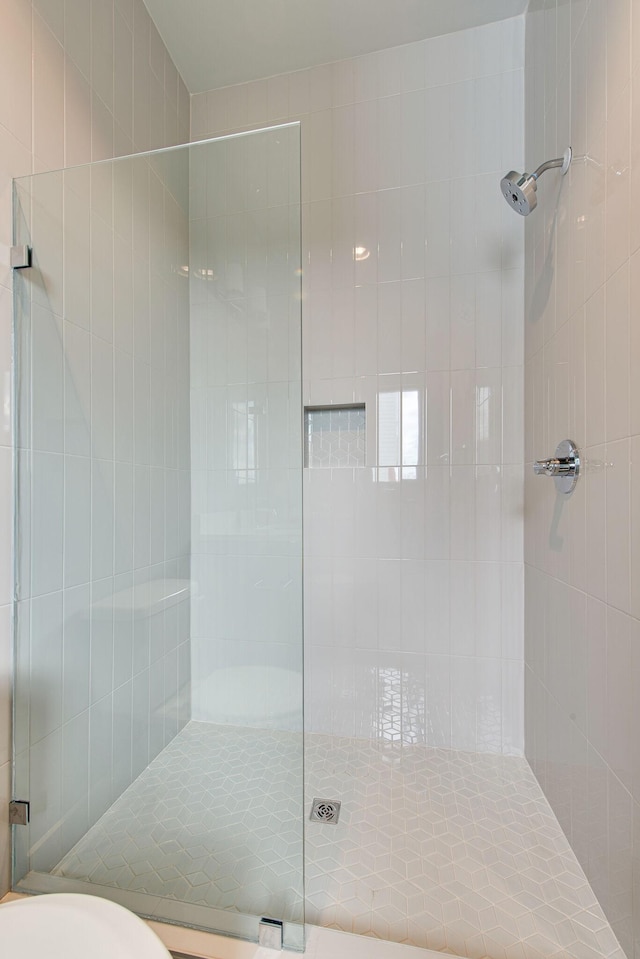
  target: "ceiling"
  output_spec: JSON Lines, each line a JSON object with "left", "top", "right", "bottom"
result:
{"left": 143, "top": 0, "right": 528, "bottom": 94}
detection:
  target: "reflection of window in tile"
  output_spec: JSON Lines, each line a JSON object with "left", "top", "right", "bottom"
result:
{"left": 305, "top": 404, "right": 366, "bottom": 468}
{"left": 378, "top": 390, "right": 422, "bottom": 480}
{"left": 402, "top": 390, "right": 419, "bottom": 480}
{"left": 378, "top": 392, "right": 401, "bottom": 467}
{"left": 369, "top": 664, "right": 426, "bottom": 749}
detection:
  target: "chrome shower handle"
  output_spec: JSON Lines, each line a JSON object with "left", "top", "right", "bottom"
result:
{"left": 533, "top": 457, "right": 575, "bottom": 476}
{"left": 533, "top": 440, "right": 580, "bottom": 494}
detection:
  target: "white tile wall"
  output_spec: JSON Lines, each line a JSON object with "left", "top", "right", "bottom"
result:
{"left": 524, "top": 0, "right": 640, "bottom": 954}
{"left": 191, "top": 17, "right": 526, "bottom": 755}
{"left": 0, "top": 0, "right": 190, "bottom": 896}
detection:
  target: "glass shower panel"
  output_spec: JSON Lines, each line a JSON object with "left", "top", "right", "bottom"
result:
{"left": 12, "top": 125, "right": 303, "bottom": 949}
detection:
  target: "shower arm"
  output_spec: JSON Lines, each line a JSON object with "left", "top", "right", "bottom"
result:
{"left": 532, "top": 158, "right": 564, "bottom": 179}
{"left": 532, "top": 148, "right": 573, "bottom": 180}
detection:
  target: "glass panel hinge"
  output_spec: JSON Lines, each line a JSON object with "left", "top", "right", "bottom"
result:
{"left": 258, "top": 918, "right": 283, "bottom": 950}
{"left": 9, "top": 800, "right": 30, "bottom": 825}
{"left": 10, "top": 245, "right": 31, "bottom": 270}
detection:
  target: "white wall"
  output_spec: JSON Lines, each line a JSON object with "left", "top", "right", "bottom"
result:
{"left": 0, "top": 0, "right": 189, "bottom": 897}
{"left": 524, "top": 0, "right": 640, "bottom": 954}
{"left": 191, "top": 17, "right": 526, "bottom": 754}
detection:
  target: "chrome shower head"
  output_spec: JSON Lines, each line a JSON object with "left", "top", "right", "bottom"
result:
{"left": 501, "top": 171, "right": 538, "bottom": 216}
{"left": 500, "top": 147, "right": 572, "bottom": 216}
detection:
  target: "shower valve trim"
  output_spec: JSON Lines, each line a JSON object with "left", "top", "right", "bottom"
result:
{"left": 533, "top": 439, "right": 580, "bottom": 495}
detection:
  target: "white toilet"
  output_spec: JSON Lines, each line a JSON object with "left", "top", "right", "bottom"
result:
{"left": 0, "top": 893, "right": 171, "bottom": 959}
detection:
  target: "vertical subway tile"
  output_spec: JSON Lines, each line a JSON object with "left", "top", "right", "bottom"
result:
{"left": 606, "top": 439, "right": 630, "bottom": 614}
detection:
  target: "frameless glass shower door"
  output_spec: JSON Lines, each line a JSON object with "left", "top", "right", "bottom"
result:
{"left": 11, "top": 125, "right": 304, "bottom": 949}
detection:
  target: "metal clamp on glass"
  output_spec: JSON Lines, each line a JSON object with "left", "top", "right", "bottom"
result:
{"left": 533, "top": 439, "right": 580, "bottom": 494}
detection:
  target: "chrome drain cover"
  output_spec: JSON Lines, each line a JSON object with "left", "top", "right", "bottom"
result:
{"left": 310, "top": 798, "right": 341, "bottom": 824}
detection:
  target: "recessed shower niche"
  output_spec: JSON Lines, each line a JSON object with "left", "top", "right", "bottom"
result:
{"left": 304, "top": 405, "right": 366, "bottom": 468}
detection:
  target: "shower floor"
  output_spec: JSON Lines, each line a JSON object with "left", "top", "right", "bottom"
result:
{"left": 53, "top": 722, "right": 622, "bottom": 959}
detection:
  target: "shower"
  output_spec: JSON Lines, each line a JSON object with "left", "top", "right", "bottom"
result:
{"left": 8, "top": 4, "right": 630, "bottom": 955}
{"left": 500, "top": 146, "right": 572, "bottom": 215}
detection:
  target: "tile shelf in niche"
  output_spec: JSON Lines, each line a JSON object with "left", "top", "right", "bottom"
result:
{"left": 304, "top": 404, "right": 366, "bottom": 468}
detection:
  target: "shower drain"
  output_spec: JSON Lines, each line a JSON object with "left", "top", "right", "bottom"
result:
{"left": 310, "top": 798, "right": 341, "bottom": 824}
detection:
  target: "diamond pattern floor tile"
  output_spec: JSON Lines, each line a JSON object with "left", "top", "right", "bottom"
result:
{"left": 54, "top": 722, "right": 304, "bottom": 922}
{"left": 53, "top": 723, "right": 624, "bottom": 959}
